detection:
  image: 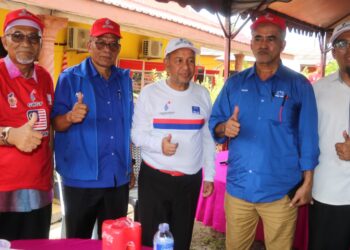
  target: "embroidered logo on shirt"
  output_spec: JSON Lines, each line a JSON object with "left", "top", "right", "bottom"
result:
{"left": 160, "top": 100, "right": 175, "bottom": 115}
{"left": 47, "top": 94, "right": 52, "bottom": 105}
{"left": 30, "top": 89, "right": 37, "bottom": 101}
{"left": 192, "top": 106, "right": 200, "bottom": 114}
{"left": 27, "top": 89, "right": 43, "bottom": 108}
{"left": 274, "top": 90, "right": 285, "bottom": 98}
{"left": 164, "top": 101, "right": 171, "bottom": 111}
{"left": 27, "top": 109, "right": 47, "bottom": 130}
{"left": 7, "top": 92, "right": 17, "bottom": 108}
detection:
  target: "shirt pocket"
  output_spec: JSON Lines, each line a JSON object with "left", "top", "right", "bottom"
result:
{"left": 268, "top": 96, "right": 297, "bottom": 126}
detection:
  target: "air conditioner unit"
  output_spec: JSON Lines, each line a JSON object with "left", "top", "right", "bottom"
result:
{"left": 142, "top": 40, "right": 162, "bottom": 58}
{"left": 66, "top": 27, "right": 89, "bottom": 52}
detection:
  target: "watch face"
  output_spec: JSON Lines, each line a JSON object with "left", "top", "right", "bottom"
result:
{"left": 0, "top": 131, "right": 5, "bottom": 140}
{"left": 1, "top": 127, "right": 10, "bottom": 140}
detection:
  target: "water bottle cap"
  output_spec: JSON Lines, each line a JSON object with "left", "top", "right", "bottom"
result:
{"left": 158, "top": 223, "right": 169, "bottom": 232}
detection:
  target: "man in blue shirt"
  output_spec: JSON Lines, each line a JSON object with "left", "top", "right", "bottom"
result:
{"left": 52, "top": 18, "right": 134, "bottom": 239}
{"left": 209, "top": 13, "right": 319, "bottom": 249}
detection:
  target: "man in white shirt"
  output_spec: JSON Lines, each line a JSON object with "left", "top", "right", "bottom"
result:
{"left": 310, "top": 21, "right": 350, "bottom": 250}
{"left": 131, "top": 38, "right": 216, "bottom": 250}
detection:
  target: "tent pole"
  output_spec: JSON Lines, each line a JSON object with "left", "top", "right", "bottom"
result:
{"left": 224, "top": 16, "right": 231, "bottom": 80}
{"left": 319, "top": 32, "right": 327, "bottom": 77}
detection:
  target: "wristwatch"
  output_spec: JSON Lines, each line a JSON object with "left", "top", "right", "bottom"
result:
{"left": 0, "top": 127, "right": 12, "bottom": 145}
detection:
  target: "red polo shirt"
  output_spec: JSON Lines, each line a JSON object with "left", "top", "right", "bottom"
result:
{"left": 0, "top": 57, "right": 53, "bottom": 191}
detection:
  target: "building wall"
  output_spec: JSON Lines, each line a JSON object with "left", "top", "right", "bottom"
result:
{"left": 0, "top": 7, "right": 226, "bottom": 87}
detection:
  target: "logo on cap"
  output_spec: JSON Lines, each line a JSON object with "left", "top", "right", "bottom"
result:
{"left": 102, "top": 19, "right": 114, "bottom": 30}
{"left": 175, "top": 38, "right": 193, "bottom": 47}
{"left": 251, "top": 13, "right": 286, "bottom": 31}
{"left": 336, "top": 22, "right": 350, "bottom": 33}
{"left": 264, "top": 13, "right": 274, "bottom": 21}
{"left": 329, "top": 21, "right": 350, "bottom": 44}
{"left": 18, "top": 9, "right": 32, "bottom": 17}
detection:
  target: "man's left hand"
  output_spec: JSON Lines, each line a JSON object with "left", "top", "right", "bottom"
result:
{"left": 289, "top": 183, "right": 312, "bottom": 207}
{"left": 202, "top": 181, "right": 214, "bottom": 197}
{"left": 335, "top": 130, "right": 350, "bottom": 161}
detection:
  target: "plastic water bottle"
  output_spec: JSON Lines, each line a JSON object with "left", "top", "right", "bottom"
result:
{"left": 153, "top": 223, "right": 174, "bottom": 250}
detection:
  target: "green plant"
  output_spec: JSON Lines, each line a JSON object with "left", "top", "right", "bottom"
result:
{"left": 150, "top": 69, "right": 167, "bottom": 82}
{"left": 201, "top": 74, "right": 225, "bottom": 103}
{"left": 325, "top": 60, "right": 339, "bottom": 76}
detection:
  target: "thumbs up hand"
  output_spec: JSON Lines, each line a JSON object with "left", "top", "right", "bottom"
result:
{"left": 335, "top": 130, "right": 350, "bottom": 161}
{"left": 162, "top": 134, "right": 179, "bottom": 156}
{"left": 6, "top": 112, "right": 43, "bottom": 152}
{"left": 224, "top": 105, "right": 240, "bottom": 138}
{"left": 66, "top": 92, "right": 88, "bottom": 123}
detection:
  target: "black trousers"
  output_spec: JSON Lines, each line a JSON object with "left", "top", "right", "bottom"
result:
{"left": 138, "top": 161, "right": 202, "bottom": 250}
{"left": 63, "top": 184, "right": 129, "bottom": 239}
{"left": 0, "top": 203, "right": 52, "bottom": 241}
{"left": 309, "top": 199, "right": 350, "bottom": 250}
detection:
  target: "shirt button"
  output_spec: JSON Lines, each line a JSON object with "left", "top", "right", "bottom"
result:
{"left": 107, "top": 101, "right": 111, "bottom": 104}
{"left": 249, "top": 170, "right": 252, "bottom": 173}
{"left": 110, "top": 136, "right": 114, "bottom": 139}
{"left": 261, "top": 99, "right": 264, "bottom": 103}
{"left": 111, "top": 152, "right": 115, "bottom": 156}
{"left": 109, "top": 117, "right": 112, "bottom": 121}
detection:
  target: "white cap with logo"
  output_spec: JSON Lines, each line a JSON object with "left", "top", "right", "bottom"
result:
{"left": 165, "top": 38, "right": 199, "bottom": 57}
{"left": 329, "top": 21, "right": 350, "bottom": 45}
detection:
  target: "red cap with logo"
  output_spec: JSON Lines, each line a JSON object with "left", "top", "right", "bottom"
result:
{"left": 3, "top": 8, "right": 44, "bottom": 33}
{"left": 90, "top": 18, "right": 122, "bottom": 38}
{"left": 251, "top": 13, "right": 286, "bottom": 31}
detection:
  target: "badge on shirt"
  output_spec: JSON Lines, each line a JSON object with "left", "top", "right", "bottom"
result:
{"left": 27, "top": 109, "right": 47, "bottom": 130}
{"left": 47, "top": 94, "right": 52, "bottom": 106}
{"left": 192, "top": 106, "right": 200, "bottom": 114}
{"left": 274, "top": 90, "right": 285, "bottom": 98}
{"left": 27, "top": 89, "right": 43, "bottom": 108}
{"left": 164, "top": 101, "right": 171, "bottom": 111}
{"left": 7, "top": 92, "right": 17, "bottom": 108}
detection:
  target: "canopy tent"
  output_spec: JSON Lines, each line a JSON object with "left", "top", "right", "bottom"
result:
{"left": 155, "top": 0, "right": 349, "bottom": 31}
{"left": 155, "top": 0, "right": 350, "bottom": 78}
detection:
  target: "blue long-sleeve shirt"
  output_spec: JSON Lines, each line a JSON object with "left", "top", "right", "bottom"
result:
{"left": 52, "top": 58, "right": 134, "bottom": 188}
{"left": 209, "top": 64, "right": 319, "bottom": 203}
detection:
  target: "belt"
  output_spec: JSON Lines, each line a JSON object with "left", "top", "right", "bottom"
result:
{"left": 144, "top": 161, "right": 185, "bottom": 177}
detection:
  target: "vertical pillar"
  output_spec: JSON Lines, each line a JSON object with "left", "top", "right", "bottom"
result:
{"left": 234, "top": 53, "right": 245, "bottom": 72}
{"left": 38, "top": 15, "right": 68, "bottom": 79}
{"left": 223, "top": 17, "right": 231, "bottom": 80}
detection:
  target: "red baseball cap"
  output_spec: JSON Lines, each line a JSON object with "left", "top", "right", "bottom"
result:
{"left": 3, "top": 9, "right": 44, "bottom": 33}
{"left": 90, "top": 18, "right": 122, "bottom": 38}
{"left": 251, "top": 13, "right": 286, "bottom": 31}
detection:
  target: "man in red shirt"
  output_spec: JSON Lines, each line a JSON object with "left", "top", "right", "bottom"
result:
{"left": 0, "top": 9, "right": 54, "bottom": 240}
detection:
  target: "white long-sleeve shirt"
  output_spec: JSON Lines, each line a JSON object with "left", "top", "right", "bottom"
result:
{"left": 131, "top": 80, "right": 216, "bottom": 181}
{"left": 312, "top": 72, "right": 350, "bottom": 205}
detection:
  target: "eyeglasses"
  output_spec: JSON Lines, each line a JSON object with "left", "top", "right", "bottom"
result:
{"left": 333, "top": 40, "right": 350, "bottom": 50}
{"left": 94, "top": 40, "right": 120, "bottom": 52}
{"left": 5, "top": 32, "right": 41, "bottom": 45}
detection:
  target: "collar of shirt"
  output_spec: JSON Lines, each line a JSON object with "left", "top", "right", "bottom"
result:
{"left": 87, "top": 57, "right": 118, "bottom": 81}
{"left": 247, "top": 63, "right": 285, "bottom": 80}
{"left": 4, "top": 55, "right": 38, "bottom": 83}
{"left": 337, "top": 70, "right": 349, "bottom": 86}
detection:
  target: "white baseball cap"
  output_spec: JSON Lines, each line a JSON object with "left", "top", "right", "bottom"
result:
{"left": 165, "top": 38, "right": 199, "bottom": 57}
{"left": 329, "top": 21, "right": 350, "bottom": 45}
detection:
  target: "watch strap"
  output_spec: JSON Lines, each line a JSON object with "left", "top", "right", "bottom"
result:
{"left": 1, "top": 127, "right": 12, "bottom": 145}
